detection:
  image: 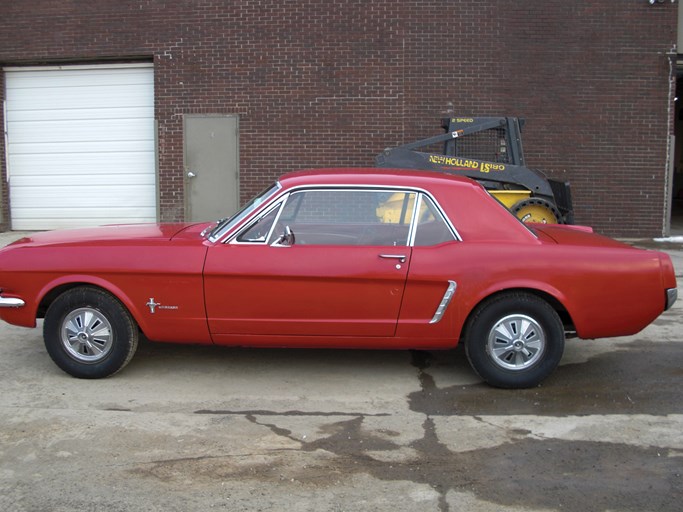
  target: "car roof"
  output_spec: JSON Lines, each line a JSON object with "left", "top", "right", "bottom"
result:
{"left": 270, "top": 167, "right": 538, "bottom": 245}
{"left": 278, "top": 167, "right": 483, "bottom": 191}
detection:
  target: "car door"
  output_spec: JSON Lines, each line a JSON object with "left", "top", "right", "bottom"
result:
{"left": 395, "top": 193, "right": 463, "bottom": 340}
{"left": 203, "top": 188, "right": 417, "bottom": 338}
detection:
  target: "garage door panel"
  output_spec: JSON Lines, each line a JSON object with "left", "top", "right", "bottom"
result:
{"left": 7, "top": 68, "right": 154, "bottom": 88}
{"left": 12, "top": 207, "right": 158, "bottom": 230}
{"left": 10, "top": 185, "right": 157, "bottom": 208}
{"left": 5, "top": 64, "right": 156, "bottom": 230}
{"left": 7, "top": 84, "right": 152, "bottom": 107}
{"left": 11, "top": 176, "right": 155, "bottom": 188}
{"left": 7, "top": 86, "right": 153, "bottom": 111}
{"left": 10, "top": 170, "right": 156, "bottom": 186}
{"left": 8, "top": 152, "right": 155, "bottom": 175}
{"left": 8, "top": 106, "right": 154, "bottom": 123}
{"left": 13, "top": 206, "right": 156, "bottom": 219}
{"left": 6, "top": 65, "right": 154, "bottom": 112}
{"left": 8, "top": 140, "right": 154, "bottom": 155}
{"left": 7, "top": 118, "right": 154, "bottom": 144}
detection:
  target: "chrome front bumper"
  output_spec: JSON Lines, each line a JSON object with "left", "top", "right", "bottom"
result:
{"left": 666, "top": 288, "right": 678, "bottom": 311}
{"left": 0, "top": 294, "right": 25, "bottom": 308}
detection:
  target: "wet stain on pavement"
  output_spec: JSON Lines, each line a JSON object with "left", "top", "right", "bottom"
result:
{"left": 410, "top": 341, "right": 683, "bottom": 417}
{"left": 138, "top": 410, "right": 682, "bottom": 512}
{"left": 131, "top": 342, "right": 683, "bottom": 511}
{"left": 245, "top": 344, "right": 683, "bottom": 511}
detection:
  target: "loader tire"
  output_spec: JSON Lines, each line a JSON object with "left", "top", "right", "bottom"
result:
{"left": 511, "top": 198, "right": 562, "bottom": 224}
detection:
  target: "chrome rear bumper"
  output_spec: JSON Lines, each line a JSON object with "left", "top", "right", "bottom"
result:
{"left": 665, "top": 288, "right": 678, "bottom": 311}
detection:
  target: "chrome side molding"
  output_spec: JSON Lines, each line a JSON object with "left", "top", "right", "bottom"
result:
{"left": 430, "top": 280, "right": 457, "bottom": 324}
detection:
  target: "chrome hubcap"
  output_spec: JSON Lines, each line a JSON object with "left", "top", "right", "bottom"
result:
{"left": 487, "top": 314, "right": 546, "bottom": 371}
{"left": 60, "top": 308, "right": 113, "bottom": 363}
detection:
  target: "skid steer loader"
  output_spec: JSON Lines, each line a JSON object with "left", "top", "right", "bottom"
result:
{"left": 375, "top": 117, "right": 574, "bottom": 224}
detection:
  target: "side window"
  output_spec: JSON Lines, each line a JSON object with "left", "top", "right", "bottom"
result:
{"left": 235, "top": 203, "right": 282, "bottom": 243}
{"left": 413, "top": 195, "right": 457, "bottom": 246}
{"left": 277, "top": 189, "right": 416, "bottom": 246}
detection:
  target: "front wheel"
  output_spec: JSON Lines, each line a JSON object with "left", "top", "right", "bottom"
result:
{"left": 464, "top": 292, "right": 565, "bottom": 389}
{"left": 43, "top": 287, "right": 139, "bottom": 379}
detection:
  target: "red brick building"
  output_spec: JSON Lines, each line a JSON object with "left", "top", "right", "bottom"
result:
{"left": 0, "top": 0, "right": 678, "bottom": 237}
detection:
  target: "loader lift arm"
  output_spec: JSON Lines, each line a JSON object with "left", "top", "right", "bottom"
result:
{"left": 375, "top": 117, "right": 574, "bottom": 224}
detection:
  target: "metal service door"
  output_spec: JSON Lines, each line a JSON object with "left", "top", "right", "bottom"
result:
{"left": 184, "top": 115, "right": 239, "bottom": 222}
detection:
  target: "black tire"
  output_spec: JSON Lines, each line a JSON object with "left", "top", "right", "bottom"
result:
{"left": 464, "top": 292, "right": 564, "bottom": 389}
{"left": 43, "top": 286, "right": 139, "bottom": 379}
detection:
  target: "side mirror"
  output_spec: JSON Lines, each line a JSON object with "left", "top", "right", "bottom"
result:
{"left": 272, "top": 225, "right": 295, "bottom": 247}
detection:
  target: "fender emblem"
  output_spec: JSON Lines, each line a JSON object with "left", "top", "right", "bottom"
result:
{"left": 146, "top": 298, "right": 160, "bottom": 314}
{"left": 146, "top": 298, "right": 179, "bottom": 314}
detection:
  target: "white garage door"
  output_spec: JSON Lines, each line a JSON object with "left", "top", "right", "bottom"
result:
{"left": 4, "top": 64, "right": 156, "bottom": 230}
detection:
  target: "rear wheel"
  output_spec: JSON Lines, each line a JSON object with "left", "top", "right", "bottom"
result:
{"left": 465, "top": 292, "right": 564, "bottom": 388}
{"left": 43, "top": 287, "right": 139, "bottom": 379}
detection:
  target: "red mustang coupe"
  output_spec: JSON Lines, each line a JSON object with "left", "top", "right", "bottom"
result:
{"left": 0, "top": 169, "right": 677, "bottom": 388}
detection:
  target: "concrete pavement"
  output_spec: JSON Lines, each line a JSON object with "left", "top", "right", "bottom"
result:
{"left": 0, "top": 230, "right": 681, "bottom": 511}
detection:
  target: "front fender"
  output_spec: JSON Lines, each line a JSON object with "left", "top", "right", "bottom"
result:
{"left": 35, "top": 273, "right": 212, "bottom": 344}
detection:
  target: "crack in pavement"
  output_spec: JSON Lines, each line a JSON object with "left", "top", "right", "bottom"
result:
{"left": 128, "top": 348, "right": 683, "bottom": 511}
{"left": 196, "top": 409, "right": 390, "bottom": 417}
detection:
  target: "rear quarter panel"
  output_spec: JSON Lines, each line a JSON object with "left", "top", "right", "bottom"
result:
{"left": 445, "top": 241, "right": 665, "bottom": 339}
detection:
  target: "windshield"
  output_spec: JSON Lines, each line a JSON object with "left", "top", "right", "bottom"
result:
{"left": 207, "top": 182, "right": 282, "bottom": 241}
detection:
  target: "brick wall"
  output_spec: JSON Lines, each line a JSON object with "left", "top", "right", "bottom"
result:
{"left": 0, "top": 0, "right": 676, "bottom": 236}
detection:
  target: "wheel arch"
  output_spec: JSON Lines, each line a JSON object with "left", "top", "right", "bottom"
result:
{"left": 37, "top": 277, "right": 146, "bottom": 334}
{"left": 460, "top": 287, "right": 576, "bottom": 341}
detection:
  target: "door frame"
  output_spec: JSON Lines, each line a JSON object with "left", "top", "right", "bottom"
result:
{"left": 182, "top": 114, "right": 240, "bottom": 222}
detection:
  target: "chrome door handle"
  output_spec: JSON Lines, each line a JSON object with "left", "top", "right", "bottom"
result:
{"left": 379, "top": 254, "right": 406, "bottom": 263}
{"left": 187, "top": 171, "right": 197, "bottom": 178}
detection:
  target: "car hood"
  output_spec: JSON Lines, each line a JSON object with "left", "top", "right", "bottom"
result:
{"left": 5, "top": 223, "right": 209, "bottom": 248}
